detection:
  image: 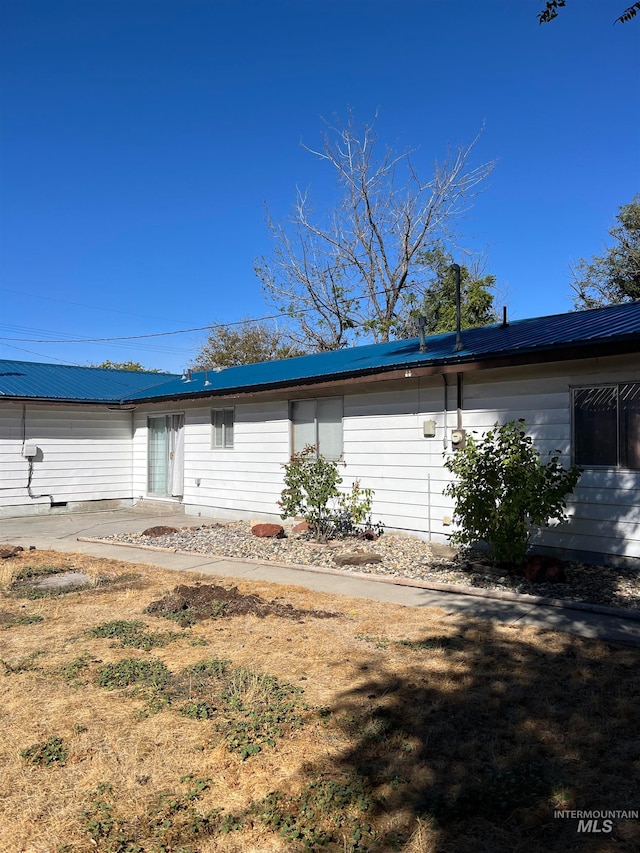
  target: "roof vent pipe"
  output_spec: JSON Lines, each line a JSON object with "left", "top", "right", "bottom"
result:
{"left": 451, "top": 263, "right": 463, "bottom": 352}
{"left": 501, "top": 306, "right": 508, "bottom": 328}
{"left": 417, "top": 316, "right": 428, "bottom": 353}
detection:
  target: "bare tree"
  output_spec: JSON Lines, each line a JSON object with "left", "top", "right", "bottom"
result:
{"left": 255, "top": 113, "right": 495, "bottom": 351}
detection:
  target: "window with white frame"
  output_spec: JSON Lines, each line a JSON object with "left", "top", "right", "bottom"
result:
{"left": 291, "top": 397, "right": 343, "bottom": 460}
{"left": 573, "top": 383, "right": 640, "bottom": 469}
{"left": 211, "top": 408, "right": 234, "bottom": 449}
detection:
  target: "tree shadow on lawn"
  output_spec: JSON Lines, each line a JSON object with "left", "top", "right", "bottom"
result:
{"left": 324, "top": 618, "right": 640, "bottom": 852}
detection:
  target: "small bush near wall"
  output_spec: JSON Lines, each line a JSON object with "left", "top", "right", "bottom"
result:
{"left": 444, "top": 420, "right": 581, "bottom": 567}
{"left": 279, "top": 445, "right": 374, "bottom": 542}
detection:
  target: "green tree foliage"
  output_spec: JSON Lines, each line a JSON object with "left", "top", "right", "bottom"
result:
{"left": 256, "top": 112, "right": 494, "bottom": 351}
{"left": 571, "top": 196, "right": 640, "bottom": 309}
{"left": 396, "top": 247, "right": 498, "bottom": 337}
{"left": 279, "top": 445, "right": 373, "bottom": 542}
{"left": 538, "top": 1, "right": 640, "bottom": 24}
{"left": 444, "top": 420, "right": 581, "bottom": 567}
{"left": 192, "top": 320, "right": 307, "bottom": 369}
{"left": 90, "top": 360, "right": 163, "bottom": 372}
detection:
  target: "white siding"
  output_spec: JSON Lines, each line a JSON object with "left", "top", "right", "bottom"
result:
{"left": 5, "top": 350, "right": 637, "bottom": 563}
{"left": 0, "top": 403, "right": 134, "bottom": 513}
{"left": 460, "top": 360, "right": 640, "bottom": 561}
{"left": 342, "top": 382, "right": 455, "bottom": 538}
{"left": 133, "top": 354, "right": 640, "bottom": 562}
{"left": 133, "top": 400, "right": 290, "bottom": 519}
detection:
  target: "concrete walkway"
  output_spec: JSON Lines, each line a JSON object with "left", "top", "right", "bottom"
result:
{"left": 2, "top": 504, "right": 639, "bottom": 646}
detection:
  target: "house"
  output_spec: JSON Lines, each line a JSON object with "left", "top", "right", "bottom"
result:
{"left": 1, "top": 301, "right": 639, "bottom": 566}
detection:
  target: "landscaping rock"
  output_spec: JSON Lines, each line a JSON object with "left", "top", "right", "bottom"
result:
{"left": 333, "top": 551, "right": 383, "bottom": 567}
{"left": 251, "top": 523, "right": 285, "bottom": 539}
{"left": 523, "top": 554, "right": 568, "bottom": 584}
{"left": 358, "top": 529, "right": 379, "bottom": 541}
{"left": 0, "top": 545, "right": 23, "bottom": 559}
{"left": 429, "top": 542, "right": 458, "bottom": 560}
{"left": 142, "top": 526, "right": 180, "bottom": 537}
{"left": 292, "top": 521, "right": 311, "bottom": 533}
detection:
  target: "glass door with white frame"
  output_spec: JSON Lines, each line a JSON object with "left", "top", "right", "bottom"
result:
{"left": 147, "top": 414, "right": 184, "bottom": 497}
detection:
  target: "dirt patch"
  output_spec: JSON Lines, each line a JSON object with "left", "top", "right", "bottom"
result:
{"left": 145, "top": 582, "right": 343, "bottom": 623}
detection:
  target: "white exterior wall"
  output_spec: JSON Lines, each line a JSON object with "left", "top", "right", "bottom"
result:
{"left": 132, "top": 400, "right": 290, "bottom": 519}
{"left": 0, "top": 403, "right": 134, "bottom": 516}
{"left": 461, "top": 357, "right": 640, "bottom": 562}
{"left": 342, "top": 381, "right": 454, "bottom": 540}
{"left": 129, "top": 354, "right": 637, "bottom": 564}
{"left": 9, "top": 351, "right": 633, "bottom": 563}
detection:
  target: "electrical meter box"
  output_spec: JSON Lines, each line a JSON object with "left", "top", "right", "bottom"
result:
{"left": 22, "top": 443, "right": 38, "bottom": 458}
{"left": 450, "top": 429, "right": 466, "bottom": 449}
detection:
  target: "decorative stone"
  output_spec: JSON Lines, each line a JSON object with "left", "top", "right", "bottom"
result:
{"left": 429, "top": 542, "right": 459, "bottom": 560}
{"left": 358, "top": 529, "right": 379, "bottom": 541}
{"left": 523, "top": 554, "right": 567, "bottom": 584}
{"left": 251, "top": 523, "right": 285, "bottom": 539}
{"left": 142, "top": 526, "right": 180, "bottom": 537}
{"left": 333, "top": 552, "right": 383, "bottom": 567}
{"left": 292, "top": 521, "right": 311, "bottom": 533}
{"left": 0, "top": 545, "right": 23, "bottom": 559}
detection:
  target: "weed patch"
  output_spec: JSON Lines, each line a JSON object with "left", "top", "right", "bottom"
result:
{"left": 253, "top": 775, "right": 376, "bottom": 849}
{"left": 396, "top": 636, "right": 465, "bottom": 652}
{"left": 356, "top": 633, "right": 389, "bottom": 649}
{"left": 20, "top": 735, "right": 67, "bottom": 767}
{"left": 58, "top": 653, "right": 93, "bottom": 687}
{"left": 82, "top": 776, "right": 223, "bottom": 851}
{"left": 1, "top": 613, "right": 44, "bottom": 629}
{"left": 1, "top": 649, "right": 47, "bottom": 674}
{"left": 90, "top": 653, "right": 308, "bottom": 758}
{"left": 96, "top": 658, "right": 171, "bottom": 695}
{"left": 87, "top": 619, "right": 183, "bottom": 650}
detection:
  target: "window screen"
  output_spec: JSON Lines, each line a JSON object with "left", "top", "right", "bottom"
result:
{"left": 291, "top": 397, "right": 343, "bottom": 460}
{"left": 574, "top": 383, "right": 640, "bottom": 470}
{"left": 212, "top": 408, "right": 234, "bottom": 448}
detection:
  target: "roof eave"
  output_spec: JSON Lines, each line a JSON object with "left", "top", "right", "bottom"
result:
{"left": 121, "top": 336, "right": 639, "bottom": 405}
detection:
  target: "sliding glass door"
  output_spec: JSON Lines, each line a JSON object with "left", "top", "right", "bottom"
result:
{"left": 147, "top": 414, "right": 184, "bottom": 497}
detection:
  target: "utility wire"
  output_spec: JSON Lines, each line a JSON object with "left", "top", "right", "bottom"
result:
{"left": 0, "top": 288, "right": 394, "bottom": 345}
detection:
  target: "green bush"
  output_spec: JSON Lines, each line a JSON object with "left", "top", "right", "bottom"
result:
{"left": 279, "top": 445, "right": 374, "bottom": 542}
{"left": 444, "top": 420, "right": 581, "bottom": 566}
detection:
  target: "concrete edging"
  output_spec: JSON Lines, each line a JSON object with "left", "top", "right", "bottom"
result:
{"left": 76, "top": 536, "right": 640, "bottom": 623}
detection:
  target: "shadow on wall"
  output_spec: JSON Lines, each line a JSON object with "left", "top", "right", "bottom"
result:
{"left": 533, "top": 467, "right": 640, "bottom": 566}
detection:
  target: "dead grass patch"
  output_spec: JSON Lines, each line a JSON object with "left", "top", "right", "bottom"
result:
{"left": 0, "top": 549, "right": 638, "bottom": 852}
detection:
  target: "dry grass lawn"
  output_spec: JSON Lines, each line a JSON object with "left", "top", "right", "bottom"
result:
{"left": 0, "top": 550, "right": 638, "bottom": 853}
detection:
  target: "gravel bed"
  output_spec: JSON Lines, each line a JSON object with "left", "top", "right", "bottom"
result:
{"left": 100, "top": 521, "right": 640, "bottom": 612}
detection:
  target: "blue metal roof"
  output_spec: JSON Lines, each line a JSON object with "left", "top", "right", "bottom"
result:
{"left": 0, "top": 360, "right": 179, "bottom": 402}
{"left": 124, "top": 301, "right": 640, "bottom": 402}
{"left": 1, "top": 302, "right": 638, "bottom": 404}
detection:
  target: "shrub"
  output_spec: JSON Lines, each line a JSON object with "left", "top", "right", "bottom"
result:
{"left": 279, "top": 445, "right": 374, "bottom": 542}
{"left": 444, "top": 420, "right": 581, "bottom": 566}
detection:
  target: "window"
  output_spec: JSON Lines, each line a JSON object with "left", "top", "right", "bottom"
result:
{"left": 212, "top": 408, "right": 234, "bottom": 448}
{"left": 573, "top": 383, "right": 640, "bottom": 469}
{"left": 291, "top": 397, "right": 343, "bottom": 460}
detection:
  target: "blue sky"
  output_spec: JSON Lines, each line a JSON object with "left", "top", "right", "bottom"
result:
{"left": 1, "top": 0, "right": 638, "bottom": 373}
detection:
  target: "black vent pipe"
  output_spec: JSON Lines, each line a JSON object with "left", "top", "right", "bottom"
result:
{"left": 451, "top": 263, "right": 463, "bottom": 352}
